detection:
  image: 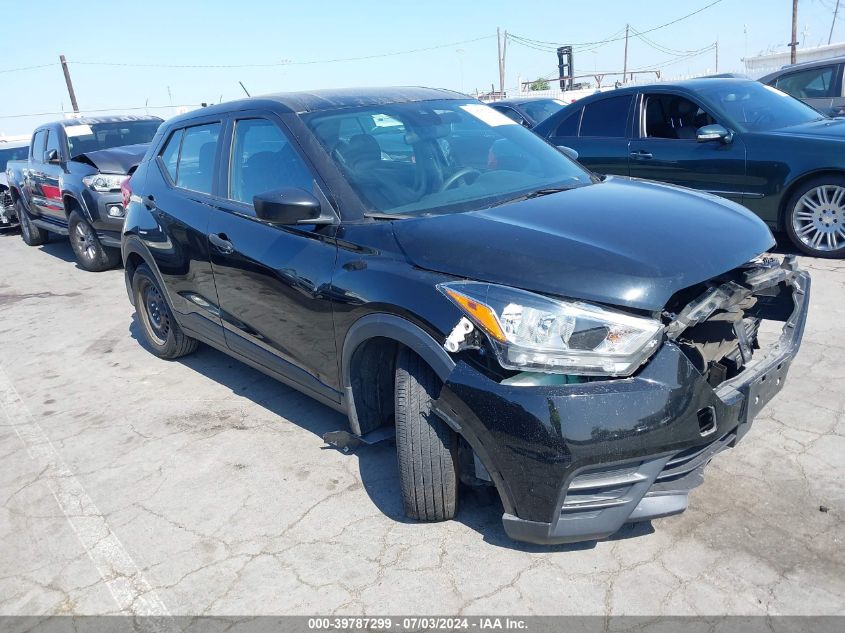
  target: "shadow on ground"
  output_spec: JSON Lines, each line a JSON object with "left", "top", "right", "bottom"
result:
{"left": 127, "top": 315, "right": 654, "bottom": 552}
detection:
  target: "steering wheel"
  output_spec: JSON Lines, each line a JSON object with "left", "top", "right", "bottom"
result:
{"left": 439, "top": 168, "right": 481, "bottom": 192}
{"left": 750, "top": 110, "right": 775, "bottom": 130}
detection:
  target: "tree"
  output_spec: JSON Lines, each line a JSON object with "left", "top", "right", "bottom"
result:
{"left": 529, "top": 77, "right": 549, "bottom": 91}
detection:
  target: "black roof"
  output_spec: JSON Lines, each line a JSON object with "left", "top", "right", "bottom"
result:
{"left": 493, "top": 96, "right": 565, "bottom": 107}
{"left": 55, "top": 114, "right": 163, "bottom": 127}
{"left": 165, "top": 87, "right": 468, "bottom": 127}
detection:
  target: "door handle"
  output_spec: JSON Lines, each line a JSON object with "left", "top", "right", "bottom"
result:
{"left": 208, "top": 232, "right": 234, "bottom": 254}
{"left": 144, "top": 194, "right": 156, "bottom": 210}
{"left": 630, "top": 150, "right": 653, "bottom": 160}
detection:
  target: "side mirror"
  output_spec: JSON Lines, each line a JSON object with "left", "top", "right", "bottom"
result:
{"left": 253, "top": 188, "right": 325, "bottom": 225}
{"left": 44, "top": 148, "right": 61, "bottom": 163}
{"left": 696, "top": 124, "right": 733, "bottom": 144}
{"left": 557, "top": 145, "right": 579, "bottom": 161}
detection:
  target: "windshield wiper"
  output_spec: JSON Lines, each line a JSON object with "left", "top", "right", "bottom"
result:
{"left": 365, "top": 212, "right": 409, "bottom": 220}
{"left": 491, "top": 185, "right": 576, "bottom": 208}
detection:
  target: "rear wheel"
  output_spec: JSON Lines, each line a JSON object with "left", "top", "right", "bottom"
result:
{"left": 132, "top": 263, "right": 198, "bottom": 359}
{"left": 68, "top": 211, "right": 120, "bottom": 271}
{"left": 394, "top": 347, "right": 459, "bottom": 521}
{"left": 784, "top": 177, "right": 845, "bottom": 258}
{"left": 18, "top": 201, "right": 48, "bottom": 246}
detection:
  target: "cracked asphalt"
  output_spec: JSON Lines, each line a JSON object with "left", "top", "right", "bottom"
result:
{"left": 0, "top": 232, "right": 842, "bottom": 617}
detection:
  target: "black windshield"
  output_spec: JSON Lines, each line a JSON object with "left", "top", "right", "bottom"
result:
{"left": 0, "top": 145, "right": 28, "bottom": 171}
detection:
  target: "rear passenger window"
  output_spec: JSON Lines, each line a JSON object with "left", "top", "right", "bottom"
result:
{"left": 579, "top": 95, "right": 632, "bottom": 138}
{"left": 176, "top": 123, "right": 221, "bottom": 195}
{"left": 159, "top": 130, "right": 182, "bottom": 182}
{"left": 553, "top": 108, "right": 581, "bottom": 137}
{"left": 229, "top": 118, "right": 313, "bottom": 204}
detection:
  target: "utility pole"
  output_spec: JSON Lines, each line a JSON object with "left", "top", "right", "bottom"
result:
{"left": 59, "top": 55, "right": 79, "bottom": 113}
{"left": 622, "top": 24, "right": 629, "bottom": 83}
{"left": 496, "top": 28, "right": 507, "bottom": 95}
{"left": 791, "top": 0, "right": 798, "bottom": 64}
{"left": 830, "top": 0, "right": 840, "bottom": 44}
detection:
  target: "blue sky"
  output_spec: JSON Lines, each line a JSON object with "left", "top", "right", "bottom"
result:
{"left": 0, "top": 0, "right": 839, "bottom": 135}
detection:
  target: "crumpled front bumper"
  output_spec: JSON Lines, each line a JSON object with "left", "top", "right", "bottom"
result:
{"left": 432, "top": 267, "right": 810, "bottom": 545}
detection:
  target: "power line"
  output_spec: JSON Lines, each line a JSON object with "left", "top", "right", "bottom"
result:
{"left": 0, "top": 104, "right": 200, "bottom": 120}
{"left": 0, "top": 62, "right": 59, "bottom": 75}
{"left": 507, "top": 0, "right": 724, "bottom": 50}
{"left": 67, "top": 35, "right": 495, "bottom": 69}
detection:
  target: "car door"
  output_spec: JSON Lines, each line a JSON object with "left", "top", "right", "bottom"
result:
{"left": 772, "top": 64, "right": 843, "bottom": 116}
{"left": 207, "top": 112, "right": 341, "bottom": 402}
{"left": 24, "top": 129, "right": 47, "bottom": 216}
{"left": 627, "top": 91, "right": 747, "bottom": 203}
{"left": 143, "top": 118, "right": 225, "bottom": 344}
{"left": 546, "top": 94, "right": 633, "bottom": 176}
{"left": 36, "top": 127, "right": 67, "bottom": 221}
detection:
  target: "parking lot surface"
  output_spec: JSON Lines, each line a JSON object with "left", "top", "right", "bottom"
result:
{"left": 0, "top": 233, "right": 843, "bottom": 616}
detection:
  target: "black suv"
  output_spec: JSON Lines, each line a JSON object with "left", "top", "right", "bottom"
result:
{"left": 122, "top": 88, "right": 809, "bottom": 545}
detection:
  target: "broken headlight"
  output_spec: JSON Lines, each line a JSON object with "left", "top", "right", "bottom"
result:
{"left": 439, "top": 281, "right": 663, "bottom": 376}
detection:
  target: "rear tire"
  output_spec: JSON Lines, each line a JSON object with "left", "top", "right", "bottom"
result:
{"left": 18, "top": 201, "right": 48, "bottom": 246}
{"left": 784, "top": 176, "right": 845, "bottom": 258}
{"left": 394, "top": 347, "right": 459, "bottom": 521}
{"left": 68, "top": 211, "right": 120, "bottom": 271}
{"left": 132, "top": 263, "right": 198, "bottom": 359}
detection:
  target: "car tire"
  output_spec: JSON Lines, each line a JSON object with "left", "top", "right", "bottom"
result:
{"left": 18, "top": 201, "right": 48, "bottom": 246}
{"left": 68, "top": 211, "right": 121, "bottom": 271}
{"left": 784, "top": 176, "right": 845, "bottom": 258}
{"left": 132, "top": 263, "right": 198, "bottom": 359}
{"left": 394, "top": 346, "right": 459, "bottom": 521}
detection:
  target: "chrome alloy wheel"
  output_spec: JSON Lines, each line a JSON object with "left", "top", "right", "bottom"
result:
{"left": 792, "top": 184, "right": 845, "bottom": 253}
{"left": 74, "top": 221, "right": 98, "bottom": 260}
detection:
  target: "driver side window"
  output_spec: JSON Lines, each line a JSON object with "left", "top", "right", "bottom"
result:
{"left": 642, "top": 94, "right": 716, "bottom": 140}
{"left": 228, "top": 118, "right": 313, "bottom": 205}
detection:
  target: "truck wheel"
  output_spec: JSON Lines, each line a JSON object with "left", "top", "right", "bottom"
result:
{"left": 18, "top": 201, "right": 48, "bottom": 246}
{"left": 784, "top": 176, "right": 845, "bottom": 258}
{"left": 394, "top": 347, "right": 459, "bottom": 521}
{"left": 68, "top": 211, "right": 120, "bottom": 272}
{"left": 132, "top": 263, "right": 198, "bottom": 359}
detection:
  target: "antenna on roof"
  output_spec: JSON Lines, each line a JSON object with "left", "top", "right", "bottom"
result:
{"left": 239, "top": 81, "right": 251, "bottom": 97}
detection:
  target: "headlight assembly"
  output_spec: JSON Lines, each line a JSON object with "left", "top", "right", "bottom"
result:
{"left": 439, "top": 281, "right": 664, "bottom": 376}
{"left": 82, "top": 174, "right": 127, "bottom": 192}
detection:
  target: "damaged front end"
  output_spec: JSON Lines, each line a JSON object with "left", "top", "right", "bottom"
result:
{"left": 431, "top": 256, "right": 810, "bottom": 544}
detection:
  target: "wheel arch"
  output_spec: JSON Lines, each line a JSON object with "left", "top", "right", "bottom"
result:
{"left": 779, "top": 169, "right": 845, "bottom": 229}
{"left": 341, "top": 313, "right": 455, "bottom": 436}
{"left": 122, "top": 236, "right": 176, "bottom": 310}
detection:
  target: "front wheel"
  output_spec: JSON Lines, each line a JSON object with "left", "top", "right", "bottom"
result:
{"left": 18, "top": 201, "right": 48, "bottom": 246}
{"left": 68, "top": 211, "right": 120, "bottom": 271}
{"left": 394, "top": 347, "right": 459, "bottom": 521}
{"left": 784, "top": 177, "right": 845, "bottom": 258}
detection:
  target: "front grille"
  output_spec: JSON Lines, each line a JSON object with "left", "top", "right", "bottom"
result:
{"left": 650, "top": 430, "right": 736, "bottom": 493}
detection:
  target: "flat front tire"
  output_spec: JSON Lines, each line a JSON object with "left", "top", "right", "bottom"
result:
{"left": 785, "top": 177, "right": 845, "bottom": 258}
{"left": 18, "top": 201, "right": 48, "bottom": 246}
{"left": 68, "top": 211, "right": 120, "bottom": 271}
{"left": 132, "top": 263, "right": 198, "bottom": 359}
{"left": 394, "top": 347, "right": 459, "bottom": 522}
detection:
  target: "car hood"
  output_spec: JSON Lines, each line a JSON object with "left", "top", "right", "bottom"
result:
{"left": 767, "top": 116, "right": 845, "bottom": 141}
{"left": 70, "top": 143, "right": 149, "bottom": 174}
{"left": 392, "top": 177, "right": 774, "bottom": 312}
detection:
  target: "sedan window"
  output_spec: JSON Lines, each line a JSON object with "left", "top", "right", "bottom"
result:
{"left": 579, "top": 95, "right": 632, "bottom": 138}
{"left": 642, "top": 94, "right": 716, "bottom": 140}
{"left": 698, "top": 82, "right": 824, "bottom": 132}
{"left": 229, "top": 118, "right": 313, "bottom": 204}
{"left": 774, "top": 66, "right": 837, "bottom": 99}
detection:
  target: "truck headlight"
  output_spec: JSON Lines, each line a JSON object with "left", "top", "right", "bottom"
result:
{"left": 82, "top": 174, "right": 127, "bottom": 192}
{"left": 439, "top": 281, "right": 664, "bottom": 376}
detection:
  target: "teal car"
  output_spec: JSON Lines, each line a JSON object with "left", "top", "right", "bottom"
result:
{"left": 535, "top": 78, "right": 845, "bottom": 258}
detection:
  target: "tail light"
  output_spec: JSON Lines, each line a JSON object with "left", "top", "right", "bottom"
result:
{"left": 120, "top": 176, "right": 132, "bottom": 208}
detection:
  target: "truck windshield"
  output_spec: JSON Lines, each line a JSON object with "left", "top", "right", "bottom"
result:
{"left": 303, "top": 99, "right": 593, "bottom": 217}
{"left": 65, "top": 120, "right": 161, "bottom": 158}
{"left": 0, "top": 145, "right": 29, "bottom": 171}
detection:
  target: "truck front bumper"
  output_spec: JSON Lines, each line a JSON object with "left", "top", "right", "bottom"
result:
{"left": 79, "top": 189, "right": 125, "bottom": 247}
{"left": 433, "top": 268, "right": 810, "bottom": 545}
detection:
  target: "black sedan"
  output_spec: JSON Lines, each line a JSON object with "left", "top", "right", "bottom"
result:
{"left": 535, "top": 78, "right": 845, "bottom": 258}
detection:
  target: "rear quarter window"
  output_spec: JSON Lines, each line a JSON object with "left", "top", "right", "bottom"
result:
{"left": 159, "top": 129, "right": 182, "bottom": 182}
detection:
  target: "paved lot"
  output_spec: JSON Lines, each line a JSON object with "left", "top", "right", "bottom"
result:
{"left": 0, "top": 232, "right": 843, "bottom": 617}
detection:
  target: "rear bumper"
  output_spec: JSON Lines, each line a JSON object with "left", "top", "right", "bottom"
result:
{"left": 433, "top": 267, "right": 810, "bottom": 545}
